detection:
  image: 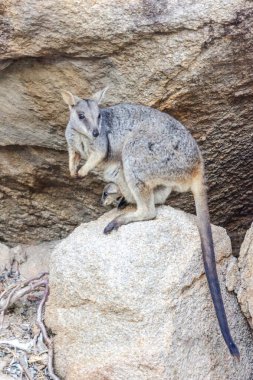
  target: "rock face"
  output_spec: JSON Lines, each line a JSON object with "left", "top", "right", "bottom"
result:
{"left": 0, "top": 243, "right": 11, "bottom": 273}
{"left": 0, "top": 0, "right": 253, "bottom": 249}
{"left": 226, "top": 223, "right": 253, "bottom": 327}
{"left": 46, "top": 206, "right": 253, "bottom": 380}
{"left": 0, "top": 0, "right": 252, "bottom": 249}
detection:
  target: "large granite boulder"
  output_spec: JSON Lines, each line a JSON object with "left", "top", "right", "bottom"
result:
{"left": 0, "top": 0, "right": 252, "bottom": 249}
{"left": 46, "top": 206, "right": 253, "bottom": 380}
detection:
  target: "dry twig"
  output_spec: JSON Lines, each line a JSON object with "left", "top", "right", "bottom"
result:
{"left": 0, "top": 272, "right": 49, "bottom": 328}
{"left": 19, "top": 356, "right": 34, "bottom": 380}
{"left": 0, "top": 272, "right": 49, "bottom": 308}
{"left": 36, "top": 282, "right": 60, "bottom": 380}
{"left": 0, "top": 271, "right": 60, "bottom": 380}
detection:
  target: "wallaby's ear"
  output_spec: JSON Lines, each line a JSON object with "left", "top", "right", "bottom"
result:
{"left": 92, "top": 86, "right": 109, "bottom": 104}
{"left": 61, "top": 90, "right": 80, "bottom": 107}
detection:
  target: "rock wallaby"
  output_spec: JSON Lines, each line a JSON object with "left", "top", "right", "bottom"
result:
{"left": 61, "top": 88, "right": 239, "bottom": 358}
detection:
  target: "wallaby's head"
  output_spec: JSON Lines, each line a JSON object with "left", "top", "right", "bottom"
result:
{"left": 101, "top": 182, "right": 122, "bottom": 207}
{"left": 61, "top": 87, "right": 108, "bottom": 140}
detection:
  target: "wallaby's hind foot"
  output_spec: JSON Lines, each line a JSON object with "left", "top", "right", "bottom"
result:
{"left": 104, "top": 217, "right": 123, "bottom": 234}
{"left": 103, "top": 206, "right": 157, "bottom": 234}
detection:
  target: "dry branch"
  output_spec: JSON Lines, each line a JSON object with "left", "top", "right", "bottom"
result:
{"left": 0, "top": 271, "right": 60, "bottom": 380}
{"left": 36, "top": 282, "right": 60, "bottom": 380}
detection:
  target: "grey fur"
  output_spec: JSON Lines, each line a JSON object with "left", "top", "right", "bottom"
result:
{"left": 62, "top": 90, "right": 239, "bottom": 358}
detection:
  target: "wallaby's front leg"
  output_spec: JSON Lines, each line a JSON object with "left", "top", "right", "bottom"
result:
{"left": 69, "top": 148, "right": 81, "bottom": 178}
{"left": 77, "top": 152, "right": 104, "bottom": 178}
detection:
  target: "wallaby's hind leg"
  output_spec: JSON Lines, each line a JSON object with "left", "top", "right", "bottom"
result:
{"left": 104, "top": 181, "right": 156, "bottom": 234}
{"left": 154, "top": 186, "right": 172, "bottom": 205}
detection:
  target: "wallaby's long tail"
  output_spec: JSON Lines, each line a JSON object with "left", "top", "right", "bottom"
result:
{"left": 192, "top": 175, "right": 239, "bottom": 358}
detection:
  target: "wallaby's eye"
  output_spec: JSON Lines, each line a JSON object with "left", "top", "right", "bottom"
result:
{"left": 98, "top": 113, "right": 101, "bottom": 120}
{"left": 104, "top": 191, "right": 108, "bottom": 197}
{"left": 78, "top": 113, "right": 85, "bottom": 120}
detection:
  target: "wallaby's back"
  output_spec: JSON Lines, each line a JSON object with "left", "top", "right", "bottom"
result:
{"left": 101, "top": 103, "right": 199, "bottom": 163}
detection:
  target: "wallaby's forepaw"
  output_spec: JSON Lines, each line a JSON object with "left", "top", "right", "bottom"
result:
{"left": 77, "top": 167, "right": 88, "bottom": 178}
{"left": 70, "top": 171, "right": 78, "bottom": 178}
{"left": 103, "top": 219, "right": 121, "bottom": 234}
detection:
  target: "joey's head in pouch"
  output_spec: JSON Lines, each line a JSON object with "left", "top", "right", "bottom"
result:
{"left": 101, "top": 183, "right": 128, "bottom": 210}
{"left": 101, "top": 183, "right": 121, "bottom": 207}
{"left": 61, "top": 87, "right": 108, "bottom": 140}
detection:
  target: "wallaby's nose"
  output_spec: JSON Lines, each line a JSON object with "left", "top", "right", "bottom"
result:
{"left": 93, "top": 129, "right": 99, "bottom": 137}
